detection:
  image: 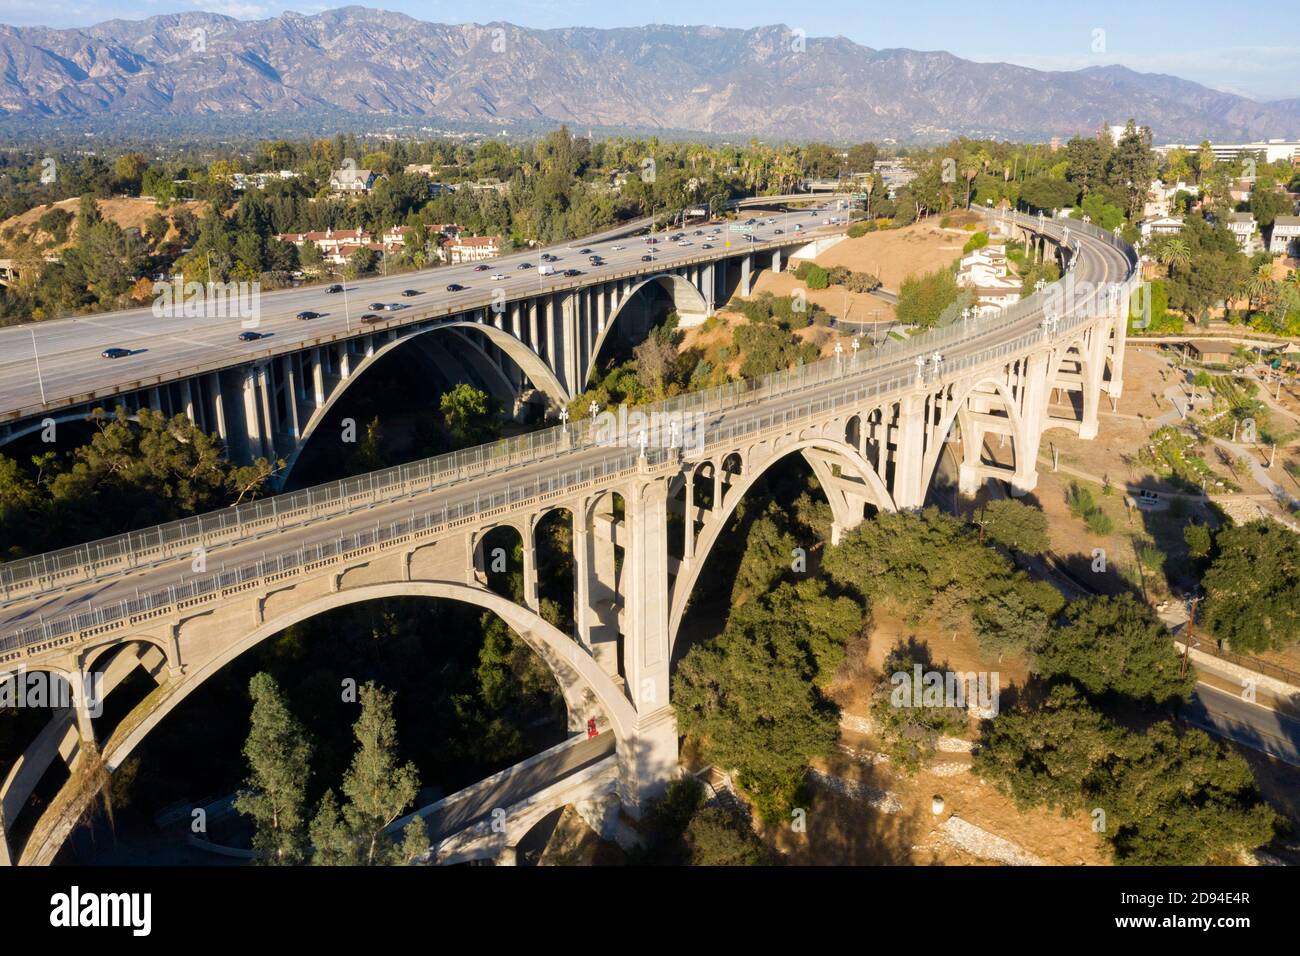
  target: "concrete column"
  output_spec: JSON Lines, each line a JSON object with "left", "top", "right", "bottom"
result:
{"left": 891, "top": 392, "right": 928, "bottom": 509}
{"left": 1011, "top": 349, "right": 1052, "bottom": 496}
{"left": 773, "top": 248, "right": 783, "bottom": 274}
{"left": 496, "top": 844, "right": 518, "bottom": 867}
{"left": 683, "top": 470, "right": 696, "bottom": 561}
{"left": 208, "top": 373, "right": 227, "bottom": 441}
{"left": 282, "top": 356, "right": 301, "bottom": 440}
{"left": 510, "top": 301, "right": 523, "bottom": 340}
{"left": 1107, "top": 307, "right": 1128, "bottom": 398}
{"left": 1079, "top": 327, "right": 1106, "bottom": 441}
{"left": 242, "top": 366, "right": 264, "bottom": 460}
{"left": 256, "top": 362, "right": 277, "bottom": 455}
{"left": 528, "top": 298, "right": 540, "bottom": 352}
{"left": 71, "top": 670, "right": 96, "bottom": 745}
{"left": 312, "top": 349, "right": 326, "bottom": 406}
{"left": 338, "top": 345, "right": 352, "bottom": 381}
{"left": 545, "top": 295, "right": 557, "bottom": 369}
{"left": 181, "top": 377, "right": 196, "bottom": 424}
{"left": 624, "top": 479, "right": 671, "bottom": 704}
{"left": 596, "top": 283, "right": 608, "bottom": 335}
{"left": 740, "top": 254, "right": 752, "bottom": 297}
{"left": 703, "top": 262, "right": 715, "bottom": 314}
{"left": 521, "top": 521, "right": 540, "bottom": 612}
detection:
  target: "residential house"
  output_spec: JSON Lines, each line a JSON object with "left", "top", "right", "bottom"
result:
{"left": 329, "top": 167, "right": 379, "bottom": 195}
{"left": 1139, "top": 215, "right": 1185, "bottom": 239}
{"left": 1226, "top": 212, "right": 1261, "bottom": 253}
{"left": 442, "top": 235, "right": 502, "bottom": 263}
{"left": 1268, "top": 215, "right": 1300, "bottom": 257}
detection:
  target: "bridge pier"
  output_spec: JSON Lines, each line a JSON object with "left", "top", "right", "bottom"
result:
{"left": 739, "top": 254, "right": 753, "bottom": 297}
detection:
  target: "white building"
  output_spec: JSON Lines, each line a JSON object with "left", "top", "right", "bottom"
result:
{"left": 1226, "top": 212, "right": 1260, "bottom": 254}
{"left": 442, "top": 235, "right": 502, "bottom": 263}
{"left": 1270, "top": 215, "right": 1300, "bottom": 256}
{"left": 329, "top": 168, "right": 379, "bottom": 194}
{"left": 1140, "top": 216, "right": 1185, "bottom": 239}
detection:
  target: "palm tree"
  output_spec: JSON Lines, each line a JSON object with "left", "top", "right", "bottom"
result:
{"left": 1157, "top": 236, "right": 1191, "bottom": 276}
{"left": 1243, "top": 263, "right": 1275, "bottom": 314}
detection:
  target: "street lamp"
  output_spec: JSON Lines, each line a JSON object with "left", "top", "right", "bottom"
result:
{"left": 851, "top": 336, "right": 860, "bottom": 368}
{"left": 588, "top": 400, "right": 599, "bottom": 419}
{"left": 915, "top": 354, "right": 927, "bottom": 382}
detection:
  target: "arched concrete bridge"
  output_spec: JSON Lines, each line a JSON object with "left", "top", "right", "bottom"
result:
{"left": 0, "top": 198, "right": 851, "bottom": 481}
{"left": 0, "top": 211, "right": 1137, "bottom": 865}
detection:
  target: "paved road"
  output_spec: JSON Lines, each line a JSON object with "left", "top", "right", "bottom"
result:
{"left": 0, "top": 215, "right": 1131, "bottom": 646}
{"left": 0, "top": 205, "right": 838, "bottom": 422}
{"left": 402, "top": 732, "right": 616, "bottom": 841}
{"left": 1183, "top": 684, "right": 1300, "bottom": 767}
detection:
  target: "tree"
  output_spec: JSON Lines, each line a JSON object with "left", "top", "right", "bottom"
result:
{"left": 1034, "top": 594, "right": 1194, "bottom": 707}
{"left": 1201, "top": 520, "right": 1300, "bottom": 651}
{"left": 971, "top": 575, "right": 1064, "bottom": 660}
{"left": 311, "top": 682, "right": 421, "bottom": 865}
{"left": 974, "top": 684, "right": 1277, "bottom": 864}
{"left": 672, "top": 580, "right": 848, "bottom": 820}
{"left": 979, "top": 499, "right": 1050, "bottom": 555}
{"left": 439, "top": 383, "right": 498, "bottom": 449}
{"left": 233, "top": 673, "right": 313, "bottom": 864}
{"left": 870, "top": 639, "right": 969, "bottom": 773}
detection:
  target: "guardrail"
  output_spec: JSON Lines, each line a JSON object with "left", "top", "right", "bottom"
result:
{"left": 0, "top": 213, "right": 1137, "bottom": 655}
{"left": 0, "top": 201, "right": 848, "bottom": 426}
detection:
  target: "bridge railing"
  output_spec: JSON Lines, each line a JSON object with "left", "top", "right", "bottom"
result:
{"left": 0, "top": 215, "right": 1137, "bottom": 621}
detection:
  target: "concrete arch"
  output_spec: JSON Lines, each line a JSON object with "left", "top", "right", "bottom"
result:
{"left": 584, "top": 273, "right": 709, "bottom": 387}
{"left": 669, "top": 436, "right": 895, "bottom": 652}
{"left": 281, "top": 321, "right": 568, "bottom": 480}
{"left": 98, "top": 582, "right": 636, "bottom": 780}
{"left": 919, "top": 376, "right": 1025, "bottom": 495}
{"left": 0, "top": 411, "right": 138, "bottom": 451}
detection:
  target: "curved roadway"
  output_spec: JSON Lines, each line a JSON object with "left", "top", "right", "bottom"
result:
{"left": 0, "top": 214, "right": 1133, "bottom": 648}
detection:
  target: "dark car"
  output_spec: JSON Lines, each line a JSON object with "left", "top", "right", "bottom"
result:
{"left": 369, "top": 302, "right": 386, "bottom": 310}
{"left": 541, "top": 253, "right": 558, "bottom": 262}
{"left": 326, "top": 284, "right": 343, "bottom": 294}
{"left": 445, "top": 283, "right": 465, "bottom": 292}
{"left": 645, "top": 237, "right": 658, "bottom": 244}
{"left": 296, "top": 311, "right": 320, "bottom": 320}
{"left": 640, "top": 254, "right": 654, "bottom": 262}
{"left": 100, "top": 347, "right": 131, "bottom": 359}
{"left": 517, "top": 262, "right": 532, "bottom": 270}
{"left": 701, "top": 243, "right": 713, "bottom": 249}
{"left": 237, "top": 330, "right": 264, "bottom": 342}
{"left": 360, "top": 313, "right": 382, "bottom": 324}
{"left": 401, "top": 289, "right": 421, "bottom": 297}
{"left": 578, "top": 248, "right": 592, "bottom": 254}
{"left": 563, "top": 269, "right": 582, "bottom": 277}
{"left": 773, "top": 228, "right": 784, "bottom": 234}
{"left": 473, "top": 264, "right": 490, "bottom": 271}
{"left": 693, "top": 230, "right": 704, "bottom": 236}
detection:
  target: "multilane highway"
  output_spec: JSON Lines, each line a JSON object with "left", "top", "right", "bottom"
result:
{"left": 0, "top": 203, "right": 841, "bottom": 422}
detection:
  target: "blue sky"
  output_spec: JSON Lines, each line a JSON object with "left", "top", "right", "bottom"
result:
{"left": 5, "top": 0, "right": 1297, "bottom": 101}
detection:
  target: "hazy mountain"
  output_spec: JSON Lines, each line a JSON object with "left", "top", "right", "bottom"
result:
{"left": 1, "top": 8, "right": 1297, "bottom": 143}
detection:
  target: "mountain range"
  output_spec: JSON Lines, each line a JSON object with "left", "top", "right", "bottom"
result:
{"left": 1, "top": 8, "right": 1298, "bottom": 143}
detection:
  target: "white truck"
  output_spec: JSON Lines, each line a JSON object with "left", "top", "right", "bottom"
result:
{"left": 538, "top": 265, "right": 556, "bottom": 276}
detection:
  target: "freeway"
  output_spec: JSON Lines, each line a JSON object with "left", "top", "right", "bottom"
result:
{"left": 0, "top": 203, "right": 840, "bottom": 423}
{"left": 0, "top": 213, "right": 1133, "bottom": 649}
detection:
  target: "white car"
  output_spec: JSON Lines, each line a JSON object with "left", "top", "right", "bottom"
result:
{"left": 491, "top": 273, "right": 506, "bottom": 280}
{"left": 611, "top": 245, "right": 624, "bottom": 251}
